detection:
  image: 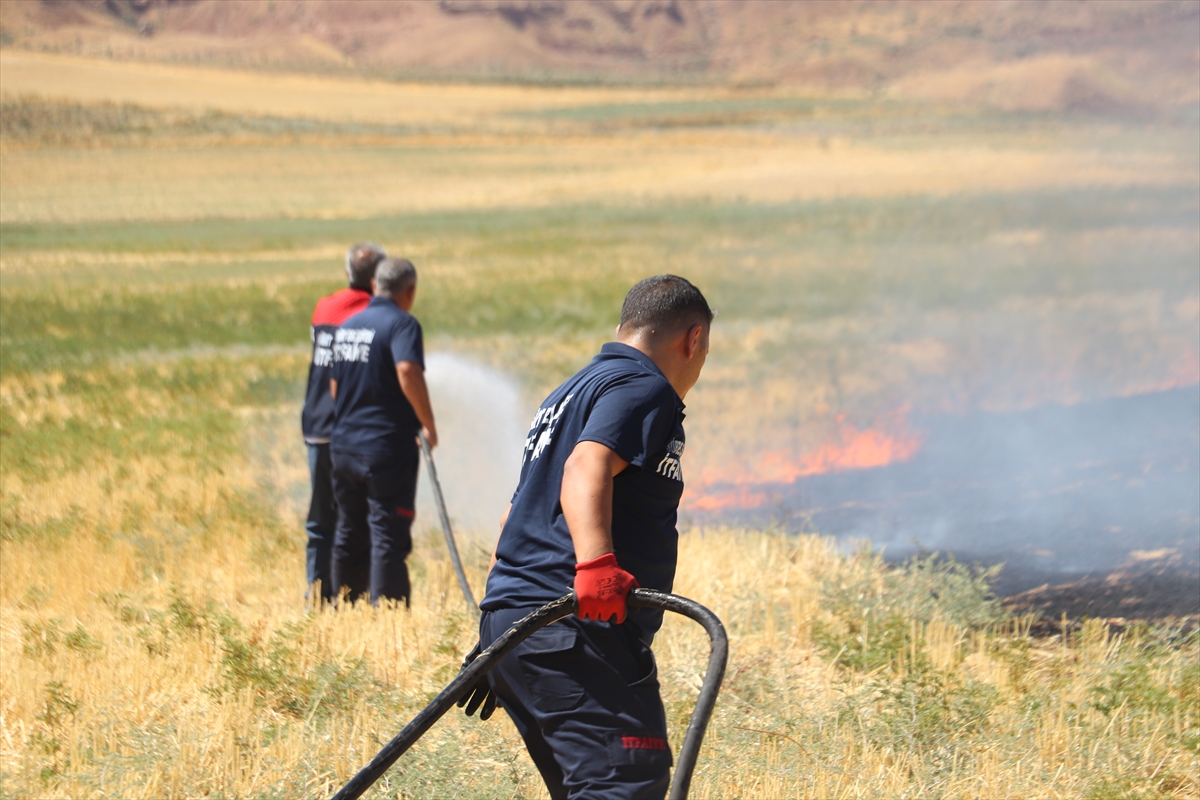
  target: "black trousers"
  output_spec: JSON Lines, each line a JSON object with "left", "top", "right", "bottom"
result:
{"left": 481, "top": 607, "right": 672, "bottom": 800}
{"left": 330, "top": 445, "right": 418, "bottom": 606}
{"left": 305, "top": 442, "right": 338, "bottom": 602}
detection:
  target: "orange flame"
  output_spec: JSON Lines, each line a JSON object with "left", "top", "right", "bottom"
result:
{"left": 1121, "top": 348, "right": 1200, "bottom": 398}
{"left": 688, "top": 412, "right": 924, "bottom": 513}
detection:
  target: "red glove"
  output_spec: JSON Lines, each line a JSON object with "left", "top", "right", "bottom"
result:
{"left": 574, "top": 553, "right": 639, "bottom": 623}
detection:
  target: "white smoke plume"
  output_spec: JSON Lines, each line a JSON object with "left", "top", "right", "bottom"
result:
{"left": 415, "top": 352, "right": 527, "bottom": 546}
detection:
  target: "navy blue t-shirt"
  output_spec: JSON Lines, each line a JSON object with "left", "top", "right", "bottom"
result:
{"left": 330, "top": 296, "right": 425, "bottom": 457}
{"left": 481, "top": 342, "right": 687, "bottom": 639}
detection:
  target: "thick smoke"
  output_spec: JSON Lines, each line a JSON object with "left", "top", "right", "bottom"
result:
{"left": 696, "top": 386, "right": 1200, "bottom": 596}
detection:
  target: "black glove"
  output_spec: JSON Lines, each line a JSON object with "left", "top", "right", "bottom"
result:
{"left": 456, "top": 641, "right": 498, "bottom": 721}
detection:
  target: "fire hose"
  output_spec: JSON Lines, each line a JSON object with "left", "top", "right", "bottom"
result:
{"left": 331, "top": 589, "right": 729, "bottom": 800}
{"left": 418, "top": 433, "right": 479, "bottom": 617}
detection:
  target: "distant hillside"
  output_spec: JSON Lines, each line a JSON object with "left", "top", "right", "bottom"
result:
{"left": 2, "top": 0, "right": 1197, "bottom": 114}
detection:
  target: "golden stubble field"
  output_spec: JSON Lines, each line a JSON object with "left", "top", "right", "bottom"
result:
{"left": 5, "top": 480, "right": 1196, "bottom": 798}
{"left": 2, "top": 53, "right": 1199, "bottom": 798}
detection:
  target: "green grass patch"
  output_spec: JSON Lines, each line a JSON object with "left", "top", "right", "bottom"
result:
{"left": 3, "top": 186, "right": 1193, "bottom": 254}
{"left": 0, "top": 354, "right": 300, "bottom": 487}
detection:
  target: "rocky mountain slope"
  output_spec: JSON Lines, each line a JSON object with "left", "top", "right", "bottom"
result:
{"left": 2, "top": 0, "right": 1197, "bottom": 114}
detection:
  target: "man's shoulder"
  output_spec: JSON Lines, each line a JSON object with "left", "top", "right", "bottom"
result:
{"left": 381, "top": 308, "right": 422, "bottom": 344}
{"left": 343, "top": 300, "right": 400, "bottom": 329}
{"left": 590, "top": 356, "right": 673, "bottom": 400}
{"left": 313, "top": 289, "right": 370, "bottom": 327}
{"left": 557, "top": 354, "right": 673, "bottom": 416}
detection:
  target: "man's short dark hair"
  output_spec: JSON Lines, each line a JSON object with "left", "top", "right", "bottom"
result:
{"left": 619, "top": 275, "right": 713, "bottom": 336}
{"left": 346, "top": 242, "right": 386, "bottom": 290}
{"left": 376, "top": 258, "right": 417, "bottom": 296}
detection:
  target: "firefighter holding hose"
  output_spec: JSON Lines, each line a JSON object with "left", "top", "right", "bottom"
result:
{"left": 328, "top": 258, "right": 437, "bottom": 607}
{"left": 467, "top": 275, "right": 712, "bottom": 800}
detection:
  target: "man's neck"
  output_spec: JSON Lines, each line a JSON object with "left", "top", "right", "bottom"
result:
{"left": 617, "top": 335, "right": 683, "bottom": 397}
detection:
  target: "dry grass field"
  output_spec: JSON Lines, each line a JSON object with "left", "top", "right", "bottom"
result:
{"left": 2, "top": 52, "right": 1194, "bottom": 226}
{"left": 5, "top": 514, "right": 1199, "bottom": 799}
{"left": 2, "top": 51, "right": 1199, "bottom": 798}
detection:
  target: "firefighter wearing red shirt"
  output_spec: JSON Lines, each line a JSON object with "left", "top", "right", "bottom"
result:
{"left": 301, "top": 242, "right": 386, "bottom": 603}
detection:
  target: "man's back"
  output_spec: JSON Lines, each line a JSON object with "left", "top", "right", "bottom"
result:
{"left": 482, "top": 342, "right": 686, "bottom": 638}
{"left": 302, "top": 288, "right": 372, "bottom": 443}
{"left": 331, "top": 296, "right": 425, "bottom": 457}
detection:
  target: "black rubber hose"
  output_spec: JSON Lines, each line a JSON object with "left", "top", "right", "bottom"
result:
{"left": 418, "top": 433, "right": 479, "bottom": 617}
{"left": 331, "top": 589, "right": 728, "bottom": 800}
{"left": 631, "top": 589, "right": 729, "bottom": 800}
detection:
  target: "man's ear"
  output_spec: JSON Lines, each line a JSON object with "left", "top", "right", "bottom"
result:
{"left": 684, "top": 324, "right": 704, "bottom": 358}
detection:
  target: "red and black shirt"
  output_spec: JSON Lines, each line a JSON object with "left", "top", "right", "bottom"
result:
{"left": 301, "top": 288, "right": 372, "bottom": 443}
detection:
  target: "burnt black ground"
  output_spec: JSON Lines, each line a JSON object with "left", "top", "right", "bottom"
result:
{"left": 1002, "top": 562, "right": 1200, "bottom": 630}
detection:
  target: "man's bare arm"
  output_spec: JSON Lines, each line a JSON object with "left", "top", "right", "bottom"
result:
{"left": 560, "top": 441, "right": 629, "bottom": 563}
{"left": 396, "top": 361, "right": 437, "bottom": 448}
{"left": 329, "top": 378, "right": 337, "bottom": 400}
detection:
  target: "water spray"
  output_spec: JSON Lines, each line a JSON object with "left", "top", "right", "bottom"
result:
{"left": 419, "top": 432, "right": 478, "bottom": 617}
{"left": 331, "top": 588, "right": 728, "bottom": 800}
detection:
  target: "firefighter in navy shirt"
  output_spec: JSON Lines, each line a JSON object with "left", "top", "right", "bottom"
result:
{"left": 301, "top": 242, "right": 385, "bottom": 603}
{"left": 329, "top": 258, "right": 437, "bottom": 606}
{"left": 467, "top": 275, "right": 713, "bottom": 800}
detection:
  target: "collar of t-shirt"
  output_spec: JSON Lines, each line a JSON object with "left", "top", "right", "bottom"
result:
{"left": 367, "top": 295, "right": 396, "bottom": 310}
{"left": 596, "top": 341, "right": 685, "bottom": 410}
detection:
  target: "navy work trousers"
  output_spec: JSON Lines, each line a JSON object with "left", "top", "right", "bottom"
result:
{"left": 481, "top": 608, "right": 672, "bottom": 800}
{"left": 330, "top": 445, "right": 418, "bottom": 606}
{"left": 305, "top": 442, "right": 337, "bottom": 602}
